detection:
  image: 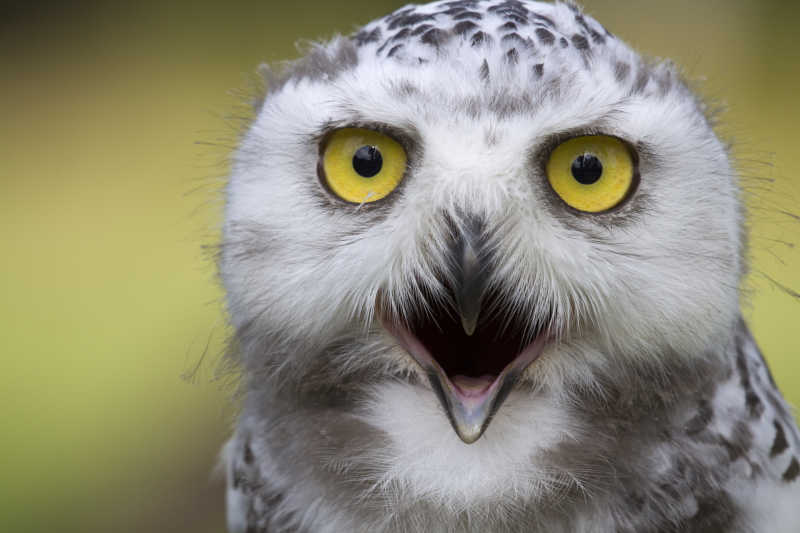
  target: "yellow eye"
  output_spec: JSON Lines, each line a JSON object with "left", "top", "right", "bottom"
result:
{"left": 545, "top": 135, "right": 636, "bottom": 213}
{"left": 321, "top": 128, "right": 407, "bottom": 204}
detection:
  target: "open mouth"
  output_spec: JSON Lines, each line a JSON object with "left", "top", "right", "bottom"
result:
{"left": 376, "top": 214, "right": 553, "bottom": 443}
{"left": 409, "top": 289, "right": 548, "bottom": 388}
{"left": 379, "top": 288, "right": 551, "bottom": 444}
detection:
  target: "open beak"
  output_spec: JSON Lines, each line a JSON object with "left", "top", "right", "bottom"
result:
{"left": 379, "top": 216, "right": 550, "bottom": 444}
{"left": 386, "top": 322, "right": 549, "bottom": 443}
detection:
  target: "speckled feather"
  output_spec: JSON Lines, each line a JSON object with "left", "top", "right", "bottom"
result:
{"left": 221, "top": 1, "right": 800, "bottom": 531}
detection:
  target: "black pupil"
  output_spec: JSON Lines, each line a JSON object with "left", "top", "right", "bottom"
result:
{"left": 571, "top": 154, "right": 603, "bottom": 185}
{"left": 352, "top": 145, "right": 383, "bottom": 178}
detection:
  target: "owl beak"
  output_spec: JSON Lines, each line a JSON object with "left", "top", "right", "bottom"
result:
{"left": 383, "top": 321, "right": 548, "bottom": 444}
{"left": 434, "top": 339, "right": 547, "bottom": 443}
{"left": 427, "top": 361, "right": 518, "bottom": 444}
{"left": 378, "top": 215, "right": 550, "bottom": 443}
{"left": 450, "top": 214, "right": 489, "bottom": 337}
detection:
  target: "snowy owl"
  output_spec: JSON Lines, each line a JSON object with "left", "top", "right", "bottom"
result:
{"left": 219, "top": 1, "right": 800, "bottom": 531}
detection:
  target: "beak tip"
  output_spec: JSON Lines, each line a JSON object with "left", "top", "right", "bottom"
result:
{"left": 454, "top": 425, "right": 487, "bottom": 444}
{"left": 461, "top": 316, "right": 478, "bottom": 336}
{"left": 448, "top": 397, "right": 495, "bottom": 445}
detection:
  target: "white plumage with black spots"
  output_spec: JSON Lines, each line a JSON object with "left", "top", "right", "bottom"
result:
{"left": 219, "top": 1, "right": 800, "bottom": 531}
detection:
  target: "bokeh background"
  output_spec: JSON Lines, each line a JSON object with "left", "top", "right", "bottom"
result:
{"left": 2, "top": 1, "right": 798, "bottom": 531}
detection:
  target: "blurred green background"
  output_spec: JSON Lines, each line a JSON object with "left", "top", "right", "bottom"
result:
{"left": 1, "top": 1, "right": 798, "bottom": 531}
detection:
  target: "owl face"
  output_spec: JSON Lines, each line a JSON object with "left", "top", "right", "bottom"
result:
{"left": 223, "top": 1, "right": 744, "bottom": 446}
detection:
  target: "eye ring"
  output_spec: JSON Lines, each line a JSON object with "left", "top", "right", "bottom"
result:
{"left": 318, "top": 127, "right": 408, "bottom": 205}
{"left": 545, "top": 134, "right": 639, "bottom": 214}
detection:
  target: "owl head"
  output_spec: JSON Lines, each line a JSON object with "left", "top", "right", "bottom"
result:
{"left": 221, "top": 0, "right": 743, "bottom": 449}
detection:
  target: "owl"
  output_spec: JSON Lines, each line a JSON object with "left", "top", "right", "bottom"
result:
{"left": 219, "top": 1, "right": 800, "bottom": 532}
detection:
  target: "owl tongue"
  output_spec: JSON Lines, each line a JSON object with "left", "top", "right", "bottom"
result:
{"left": 451, "top": 374, "right": 495, "bottom": 396}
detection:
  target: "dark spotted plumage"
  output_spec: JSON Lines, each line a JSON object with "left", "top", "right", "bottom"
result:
{"left": 348, "top": 0, "right": 682, "bottom": 107}
{"left": 535, "top": 27, "right": 555, "bottom": 45}
{"left": 772, "top": 420, "right": 789, "bottom": 457}
{"left": 785, "top": 457, "right": 800, "bottom": 483}
{"left": 360, "top": 0, "right": 610, "bottom": 65}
